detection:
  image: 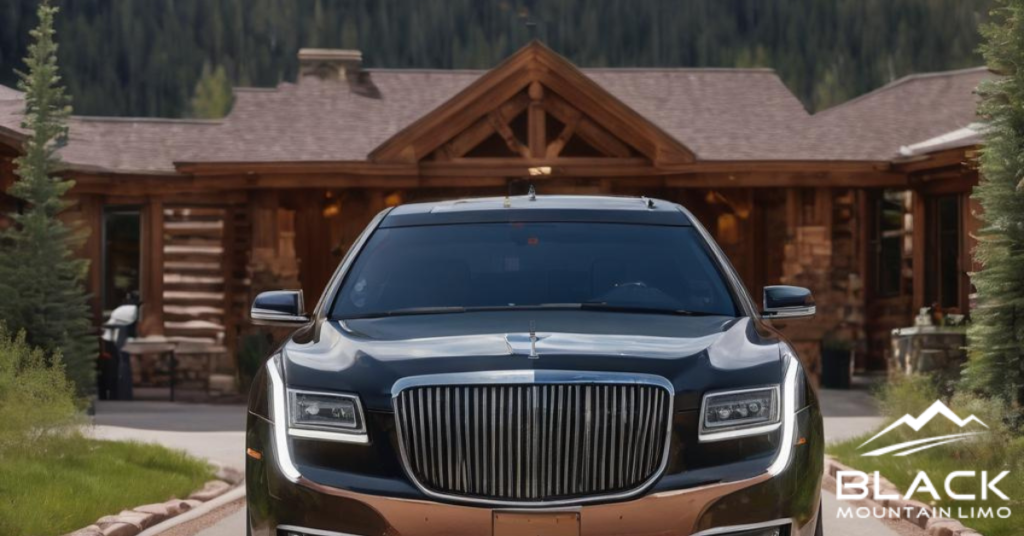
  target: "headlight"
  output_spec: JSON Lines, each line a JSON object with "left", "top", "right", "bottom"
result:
{"left": 698, "top": 386, "right": 781, "bottom": 442}
{"left": 286, "top": 389, "right": 368, "bottom": 443}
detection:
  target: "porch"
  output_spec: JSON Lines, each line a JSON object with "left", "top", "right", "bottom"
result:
{"left": 80, "top": 177, "right": 917, "bottom": 391}
{"left": 0, "top": 42, "right": 982, "bottom": 393}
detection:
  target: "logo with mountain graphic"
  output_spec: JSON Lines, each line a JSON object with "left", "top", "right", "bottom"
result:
{"left": 858, "top": 401, "right": 988, "bottom": 457}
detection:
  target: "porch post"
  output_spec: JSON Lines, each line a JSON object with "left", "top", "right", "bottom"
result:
{"left": 248, "top": 190, "right": 300, "bottom": 296}
{"left": 140, "top": 197, "right": 165, "bottom": 336}
{"left": 78, "top": 194, "right": 104, "bottom": 325}
{"left": 911, "top": 191, "right": 926, "bottom": 310}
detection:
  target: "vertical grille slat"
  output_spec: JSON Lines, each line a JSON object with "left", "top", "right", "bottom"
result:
{"left": 395, "top": 381, "right": 670, "bottom": 503}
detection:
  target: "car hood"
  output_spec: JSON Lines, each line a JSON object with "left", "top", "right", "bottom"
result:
{"left": 281, "top": 311, "right": 782, "bottom": 411}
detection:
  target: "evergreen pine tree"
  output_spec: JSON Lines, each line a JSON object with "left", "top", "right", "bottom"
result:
{"left": 963, "top": 0, "right": 1024, "bottom": 411}
{"left": 0, "top": 2, "right": 95, "bottom": 397}
{"left": 188, "top": 62, "right": 233, "bottom": 119}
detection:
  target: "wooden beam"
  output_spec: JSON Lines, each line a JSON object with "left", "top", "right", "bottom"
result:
{"left": 543, "top": 93, "right": 632, "bottom": 158}
{"left": 175, "top": 161, "right": 418, "bottom": 177}
{"left": 817, "top": 187, "right": 833, "bottom": 233}
{"left": 786, "top": 188, "right": 801, "bottom": 233}
{"left": 893, "top": 147, "right": 974, "bottom": 173}
{"left": 69, "top": 174, "right": 424, "bottom": 195}
{"left": 375, "top": 69, "right": 534, "bottom": 162}
{"left": 857, "top": 189, "right": 871, "bottom": 312}
{"left": 487, "top": 111, "right": 531, "bottom": 158}
{"left": 667, "top": 160, "right": 894, "bottom": 174}
{"left": 911, "top": 191, "right": 926, "bottom": 311}
{"left": 419, "top": 157, "right": 653, "bottom": 178}
{"left": 368, "top": 41, "right": 696, "bottom": 165}
{"left": 537, "top": 70, "right": 659, "bottom": 159}
{"left": 666, "top": 171, "right": 907, "bottom": 188}
{"left": 439, "top": 93, "right": 531, "bottom": 160}
{"left": 221, "top": 204, "right": 239, "bottom": 368}
{"left": 365, "top": 43, "right": 549, "bottom": 163}
{"left": 438, "top": 117, "right": 488, "bottom": 161}
{"left": 528, "top": 81, "right": 546, "bottom": 158}
{"left": 546, "top": 110, "right": 580, "bottom": 158}
{"left": 77, "top": 195, "right": 104, "bottom": 325}
{"left": 959, "top": 193, "right": 973, "bottom": 313}
{"left": 176, "top": 157, "right": 894, "bottom": 178}
{"left": 909, "top": 169, "right": 978, "bottom": 195}
{"left": 139, "top": 198, "right": 165, "bottom": 336}
{"left": 67, "top": 166, "right": 909, "bottom": 195}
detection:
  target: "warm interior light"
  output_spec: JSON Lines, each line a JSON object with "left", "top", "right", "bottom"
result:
{"left": 528, "top": 166, "right": 552, "bottom": 176}
{"left": 322, "top": 201, "right": 341, "bottom": 218}
{"left": 717, "top": 213, "right": 740, "bottom": 245}
{"left": 384, "top": 191, "right": 403, "bottom": 207}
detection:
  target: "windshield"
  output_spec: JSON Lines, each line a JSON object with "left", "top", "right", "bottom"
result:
{"left": 330, "top": 222, "right": 738, "bottom": 319}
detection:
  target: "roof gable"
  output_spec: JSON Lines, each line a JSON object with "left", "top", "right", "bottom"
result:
{"left": 369, "top": 41, "right": 695, "bottom": 166}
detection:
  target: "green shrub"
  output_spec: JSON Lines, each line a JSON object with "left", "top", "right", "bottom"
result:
{"left": 876, "top": 374, "right": 941, "bottom": 420}
{"left": 880, "top": 374, "right": 1010, "bottom": 427}
{"left": 829, "top": 376, "right": 1021, "bottom": 536}
{"left": 0, "top": 324, "right": 79, "bottom": 454}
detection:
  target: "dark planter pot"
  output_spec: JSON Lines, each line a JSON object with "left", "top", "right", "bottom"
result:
{"left": 821, "top": 347, "right": 851, "bottom": 389}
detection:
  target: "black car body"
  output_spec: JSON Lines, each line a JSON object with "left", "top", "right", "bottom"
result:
{"left": 246, "top": 195, "right": 824, "bottom": 536}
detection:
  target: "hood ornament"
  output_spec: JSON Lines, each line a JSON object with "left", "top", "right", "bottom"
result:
{"left": 529, "top": 321, "right": 539, "bottom": 359}
{"left": 504, "top": 322, "right": 543, "bottom": 359}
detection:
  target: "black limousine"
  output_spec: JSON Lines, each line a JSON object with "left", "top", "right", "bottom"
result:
{"left": 245, "top": 195, "right": 824, "bottom": 536}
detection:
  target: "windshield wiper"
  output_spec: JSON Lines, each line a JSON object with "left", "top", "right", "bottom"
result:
{"left": 342, "top": 306, "right": 468, "bottom": 319}
{"left": 578, "top": 302, "right": 722, "bottom": 316}
{"left": 341, "top": 303, "right": 725, "bottom": 320}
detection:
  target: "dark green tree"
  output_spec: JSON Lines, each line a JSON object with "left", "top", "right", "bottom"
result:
{"left": 963, "top": 0, "right": 1024, "bottom": 411}
{"left": 0, "top": 2, "right": 95, "bottom": 397}
{"left": 188, "top": 62, "right": 234, "bottom": 118}
{"left": 0, "top": 0, "right": 995, "bottom": 117}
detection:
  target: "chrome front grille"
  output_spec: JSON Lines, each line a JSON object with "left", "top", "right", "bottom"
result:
{"left": 393, "top": 376, "right": 672, "bottom": 504}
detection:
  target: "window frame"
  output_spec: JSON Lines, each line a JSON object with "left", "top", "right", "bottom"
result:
{"left": 100, "top": 206, "right": 143, "bottom": 315}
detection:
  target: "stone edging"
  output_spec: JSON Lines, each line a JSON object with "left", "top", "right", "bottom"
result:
{"left": 64, "top": 463, "right": 244, "bottom": 536}
{"left": 824, "top": 456, "right": 983, "bottom": 536}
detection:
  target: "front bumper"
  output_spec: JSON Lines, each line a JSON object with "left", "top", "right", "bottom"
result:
{"left": 246, "top": 404, "right": 823, "bottom": 536}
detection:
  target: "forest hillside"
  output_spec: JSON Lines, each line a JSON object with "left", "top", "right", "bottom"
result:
{"left": 0, "top": 0, "right": 992, "bottom": 118}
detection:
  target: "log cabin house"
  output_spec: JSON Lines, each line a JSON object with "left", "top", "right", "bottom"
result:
{"left": 0, "top": 42, "right": 990, "bottom": 384}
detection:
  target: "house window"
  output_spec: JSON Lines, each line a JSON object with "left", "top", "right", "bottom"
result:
{"left": 102, "top": 209, "right": 141, "bottom": 313}
{"left": 875, "top": 190, "right": 906, "bottom": 297}
{"left": 926, "top": 195, "right": 962, "bottom": 310}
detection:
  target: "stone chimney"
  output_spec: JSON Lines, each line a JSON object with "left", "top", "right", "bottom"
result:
{"left": 299, "top": 49, "right": 362, "bottom": 80}
{"left": 298, "top": 48, "right": 381, "bottom": 98}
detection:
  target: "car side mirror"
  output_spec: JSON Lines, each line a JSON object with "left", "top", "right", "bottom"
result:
{"left": 762, "top": 285, "right": 815, "bottom": 320}
{"left": 251, "top": 290, "right": 310, "bottom": 326}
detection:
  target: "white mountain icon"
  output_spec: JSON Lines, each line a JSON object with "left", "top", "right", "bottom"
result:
{"left": 858, "top": 400, "right": 988, "bottom": 457}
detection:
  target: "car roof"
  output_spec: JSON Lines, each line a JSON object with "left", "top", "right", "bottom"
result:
{"left": 380, "top": 195, "right": 693, "bottom": 227}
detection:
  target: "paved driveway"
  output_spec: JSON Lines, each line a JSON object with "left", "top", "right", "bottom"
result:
{"left": 93, "top": 380, "right": 909, "bottom": 536}
{"left": 90, "top": 400, "right": 246, "bottom": 470}
{"left": 817, "top": 381, "right": 922, "bottom": 536}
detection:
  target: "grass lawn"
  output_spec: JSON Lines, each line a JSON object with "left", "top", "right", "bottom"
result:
{"left": 0, "top": 435, "right": 214, "bottom": 536}
{"left": 829, "top": 429, "right": 1024, "bottom": 536}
